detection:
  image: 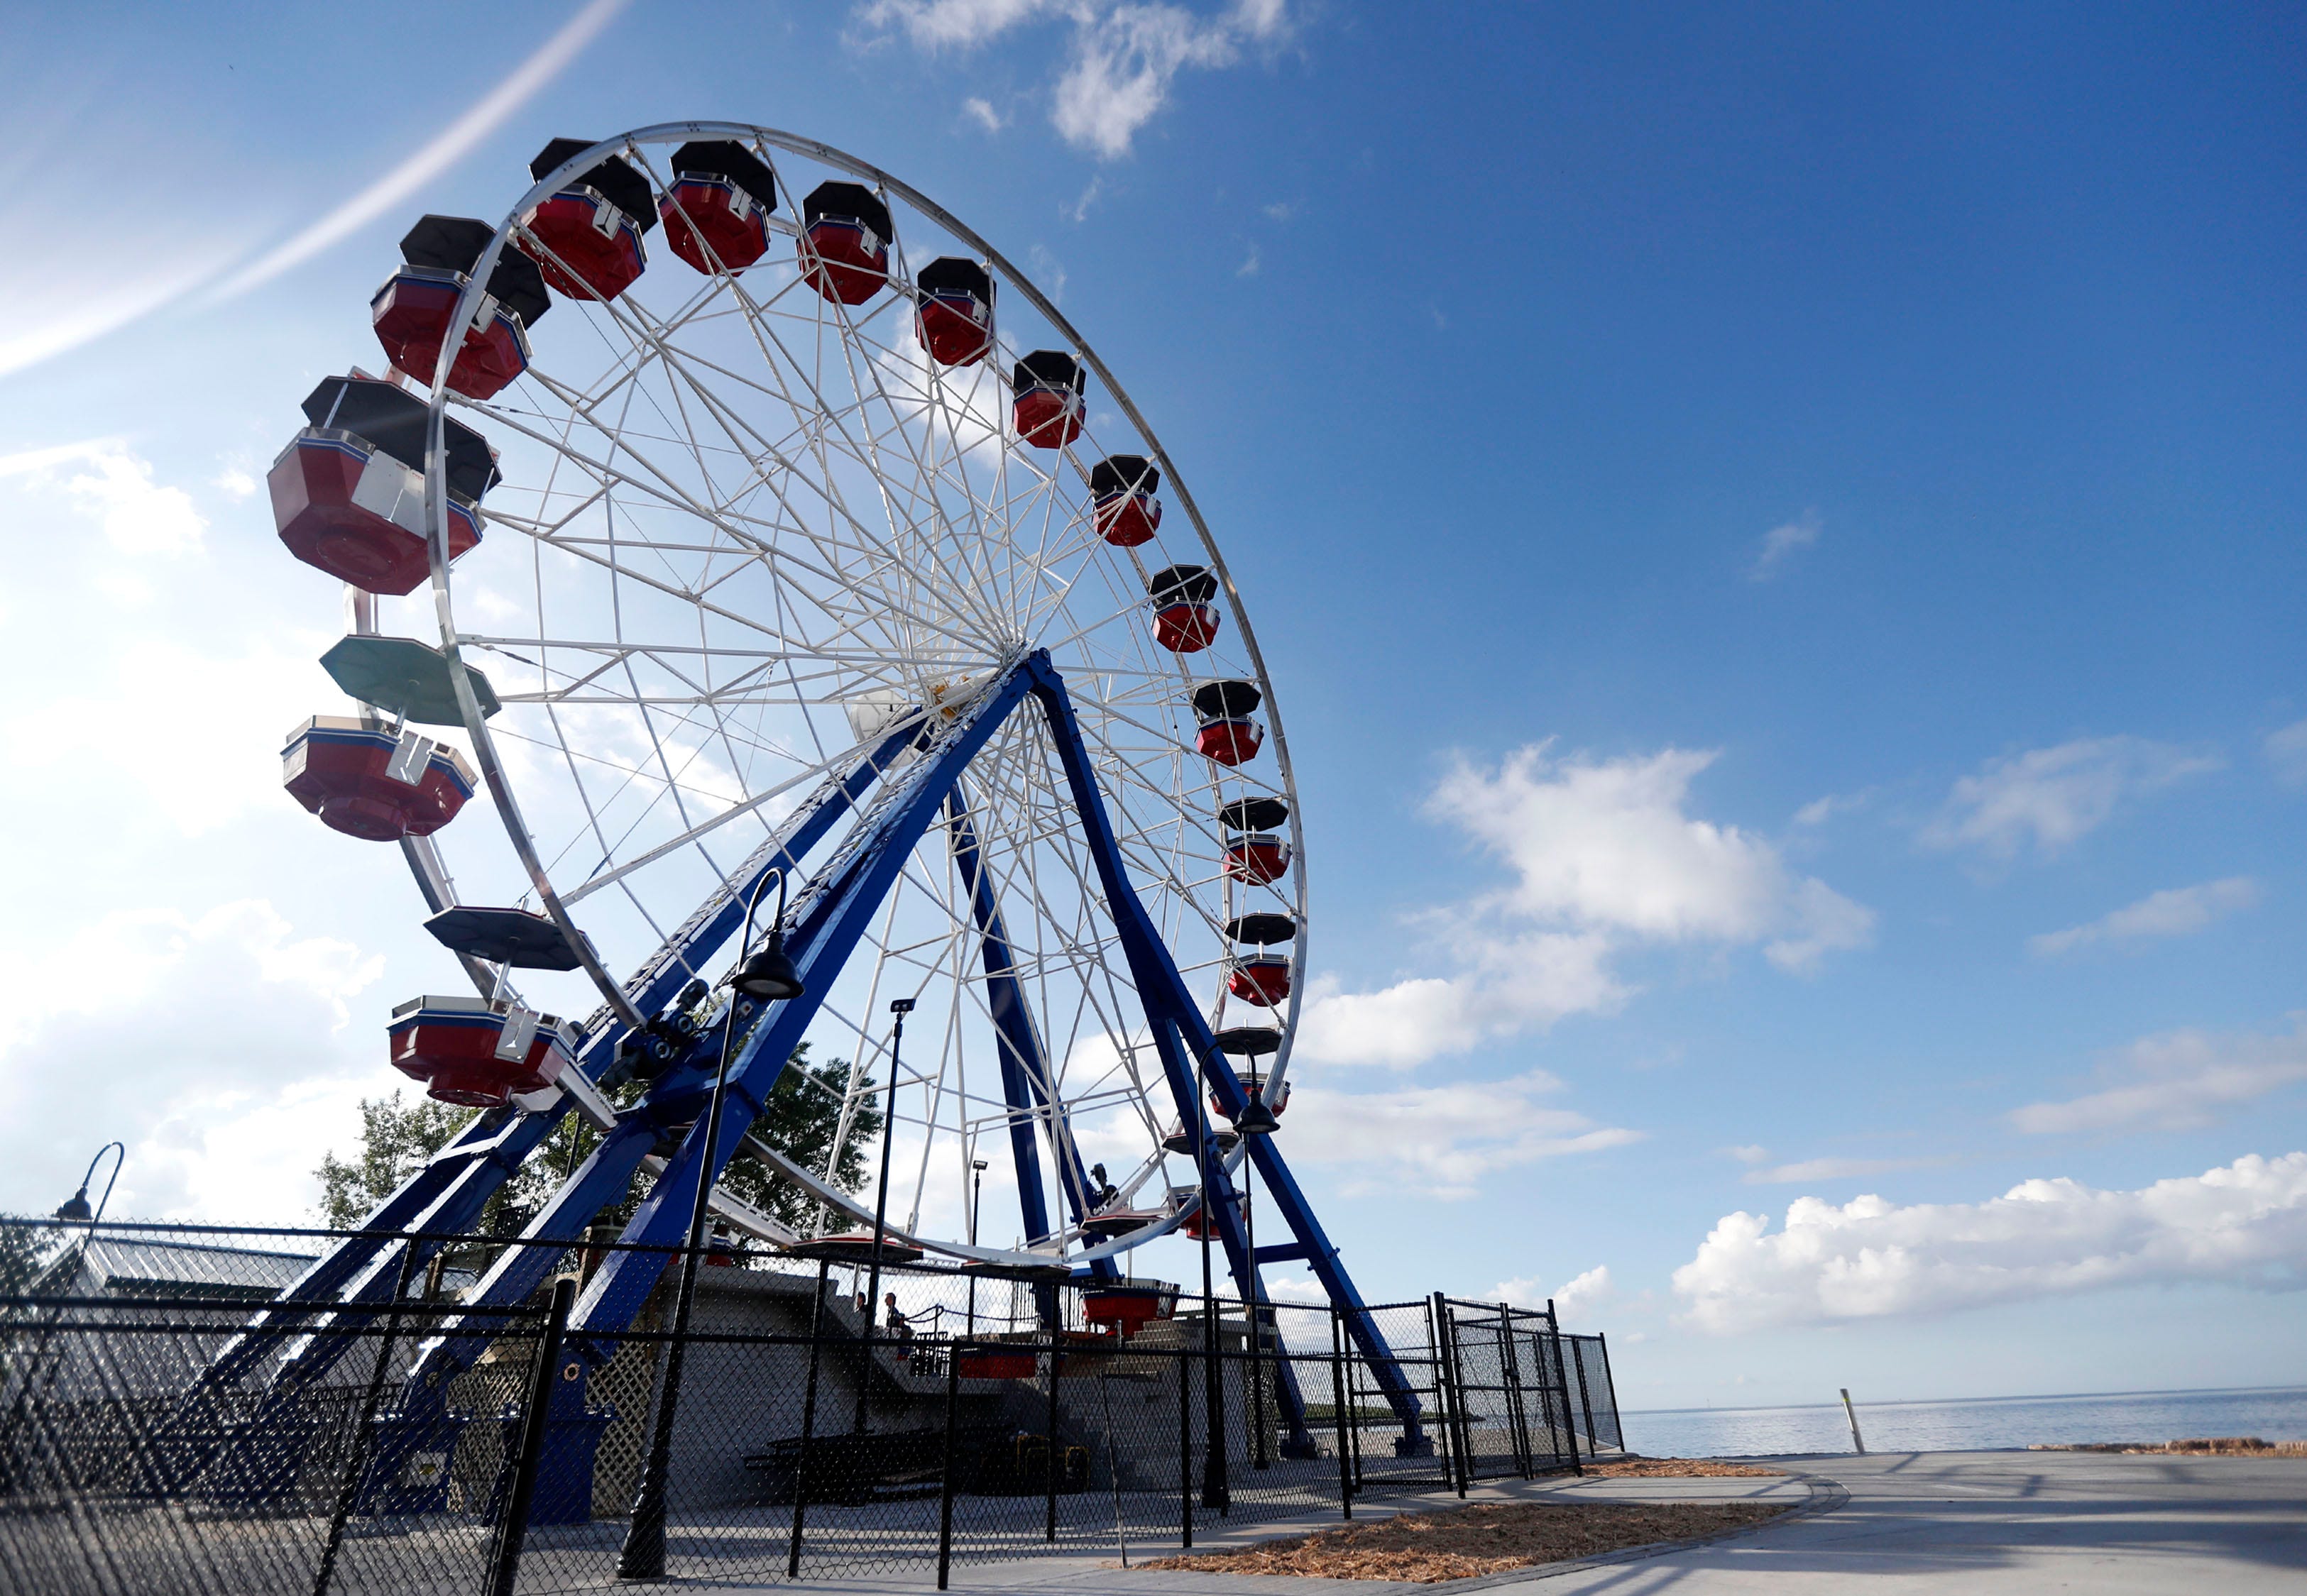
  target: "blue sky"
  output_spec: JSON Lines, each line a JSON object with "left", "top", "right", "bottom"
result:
{"left": 2, "top": 1, "right": 2303, "bottom": 1412}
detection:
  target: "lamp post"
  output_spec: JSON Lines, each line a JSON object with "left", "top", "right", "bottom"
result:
{"left": 1231, "top": 1078, "right": 1279, "bottom": 1472}
{"left": 55, "top": 1143, "right": 125, "bottom": 1224}
{"left": 967, "top": 1157, "right": 987, "bottom": 1336}
{"left": 620, "top": 869, "right": 801, "bottom": 1582}
{"left": 1191, "top": 1041, "right": 1227, "bottom": 1513}
{"left": 855, "top": 996, "right": 913, "bottom": 1434}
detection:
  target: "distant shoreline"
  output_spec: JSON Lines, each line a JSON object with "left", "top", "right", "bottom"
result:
{"left": 1628, "top": 1381, "right": 2307, "bottom": 1417}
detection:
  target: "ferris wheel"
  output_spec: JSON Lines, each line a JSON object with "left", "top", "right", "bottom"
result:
{"left": 253, "top": 126, "right": 1398, "bottom": 1399}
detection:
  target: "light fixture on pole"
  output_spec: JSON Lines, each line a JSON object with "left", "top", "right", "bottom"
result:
{"left": 621, "top": 867, "right": 800, "bottom": 1581}
{"left": 856, "top": 996, "right": 913, "bottom": 1434}
{"left": 55, "top": 1143, "right": 125, "bottom": 1224}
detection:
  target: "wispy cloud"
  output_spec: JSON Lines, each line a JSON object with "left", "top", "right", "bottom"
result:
{"left": 963, "top": 95, "right": 1007, "bottom": 131}
{"left": 1750, "top": 510, "right": 1820, "bottom": 579}
{"left": 211, "top": 0, "right": 628, "bottom": 299}
{"left": 1741, "top": 1155, "right": 1948, "bottom": 1186}
{"left": 0, "top": 441, "right": 206, "bottom": 554}
{"left": 862, "top": 1, "right": 1290, "bottom": 158}
{"left": 2267, "top": 718, "right": 2307, "bottom": 790}
{"left": 2010, "top": 1018, "right": 2307, "bottom": 1135}
{"left": 1236, "top": 243, "right": 1261, "bottom": 276}
{"left": 2029, "top": 876, "right": 2259, "bottom": 958}
{"left": 1922, "top": 735, "right": 2222, "bottom": 860}
{"left": 1281, "top": 1070, "right": 1640, "bottom": 1199}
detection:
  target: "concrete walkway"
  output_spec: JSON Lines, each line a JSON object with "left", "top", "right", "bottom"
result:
{"left": 737, "top": 1451, "right": 2304, "bottom": 1595}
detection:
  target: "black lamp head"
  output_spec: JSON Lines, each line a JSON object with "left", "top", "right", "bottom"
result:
{"left": 731, "top": 930, "right": 805, "bottom": 1002}
{"left": 55, "top": 1188, "right": 93, "bottom": 1223}
{"left": 1232, "top": 1091, "right": 1281, "bottom": 1137}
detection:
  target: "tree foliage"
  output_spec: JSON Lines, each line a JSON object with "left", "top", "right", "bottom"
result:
{"left": 312, "top": 1042, "right": 883, "bottom": 1238}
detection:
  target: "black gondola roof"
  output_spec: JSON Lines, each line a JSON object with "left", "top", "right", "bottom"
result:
{"left": 1226, "top": 913, "right": 1298, "bottom": 945}
{"left": 1146, "top": 563, "right": 1217, "bottom": 604}
{"left": 398, "top": 216, "right": 552, "bottom": 328}
{"left": 1089, "top": 453, "right": 1158, "bottom": 498}
{"left": 916, "top": 256, "right": 992, "bottom": 302}
{"left": 669, "top": 141, "right": 779, "bottom": 214}
{"left": 301, "top": 375, "right": 500, "bottom": 501}
{"left": 1190, "top": 679, "right": 1261, "bottom": 720}
{"left": 1218, "top": 796, "right": 1290, "bottom": 832}
{"left": 530, "top": 137, "right": 657, "bottom": 232}
{"left": 1014, "top": 349, "right": 1084, "bottom": 393}
{"left": 1212, "top": 1025, "right": 1283, "bottom": 1057}
{"left": 803, "top": 180, "right": 893, "bottom": 243}
{"left": 424, "top": 906, "right": 582, "bottom": 969}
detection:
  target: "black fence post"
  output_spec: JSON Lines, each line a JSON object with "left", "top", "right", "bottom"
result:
{"left": 1547, "top": 1301, "right": 1582, "bottom": 1478}
{"left": 787, "top": 1259, "right": 829, "bottom": 1579}
{"left": 1496, "top": 1304, "right": 1530, "bottom": 1480}
{"left": 1429, "top": 1294, "right": 1467, "bottom": 1497}
{"left": 1043, "top": 1319, "right": 1062, "bottom": 1542}
{"left": 486, "top": 1275, "right": 575, "bottom": 1596}
{"left": 1330, "top": 1307, "right": 1351, "bottom": 1520}
{"left": 1596, "top": 1332, "right": 1622, "bottom": 1451}
{"left": 1177, "top": 1345, "right": 1193, "bottom": 1548}
{"left": 936, "top": 1336, "right": 962, "bottom": 1590}
{"left": 311, "top": 1242, "right": 420, "bottom": 1596}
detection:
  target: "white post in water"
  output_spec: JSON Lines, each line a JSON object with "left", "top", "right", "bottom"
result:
{"left": 1841, "top": 1388, "right": 1867, "bottom": 1454}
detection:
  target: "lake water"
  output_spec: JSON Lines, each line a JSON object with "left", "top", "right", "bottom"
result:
{"left": 1623, "top": 1385, "right": 2307, "bottom": 1458}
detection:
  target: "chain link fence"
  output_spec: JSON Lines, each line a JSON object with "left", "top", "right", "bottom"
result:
{"left": 0, "top": 1221, "right": 1621, "bottom": 1595}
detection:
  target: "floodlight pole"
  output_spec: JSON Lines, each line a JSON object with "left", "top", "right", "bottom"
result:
{"left": 620, "top": 869, "right": 789, "bottom": 1581}
{"left": 856, "top": 997, "right": 913, "bottom": 1434}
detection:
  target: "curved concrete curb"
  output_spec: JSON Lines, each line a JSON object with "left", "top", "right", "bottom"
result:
{"left": 1421, "top": 1471, "right": 1850, "bottom": 1591}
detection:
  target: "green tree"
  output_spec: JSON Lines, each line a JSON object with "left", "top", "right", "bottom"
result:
{"left": 312, "top": 1043, "right": 882, "bottom": 1237}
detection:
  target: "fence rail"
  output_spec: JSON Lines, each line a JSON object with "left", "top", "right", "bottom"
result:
{"left": 0, "top": 1219, "right": 1620, "bottom": 1595}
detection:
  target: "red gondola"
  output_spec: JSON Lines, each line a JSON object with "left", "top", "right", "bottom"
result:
{"left": 916, "top": 256, "right": 994, "bottom": 365}
{"left": 517, "top": 137, "right": 654, "bottom": 301}
{"left": 1082, "top": 1281, "right": 1178, "bottom": 1338}
{"left": 1191, "top": 680, "right": 1264, "bottom": 767}
{"left": 1012, "top": 350, "right": 1085, "bottom": 448}
{"left": 659, "top": 140, "right": 779, "bottom": 274}
{"left": 1089, "top": 455, "right": 1161, "bottom": 546}
{"left": 1180, "top": 1194, "right": 1245, "bottom": 1242}
{"left": 387, "top": 995, "right": 576, "bottom": 1108}
{"left": 1224, "top": 832, "right": 1293, "bottom": 885}
{"left": 282, "top": 716, "right": 476, "bottom": 842}
{"left": 1147, "top": 564, "right": 1220, "bottom": 654}
{"left": 371, "top": 216, "right": 551, "bottom": 400}
{"left": 800, "top": 181, "right": 892, "bottom": 304}
{"left": 1227, "top": 954, "right": 1291, "bottom": 1006}
{"left": 270, "top": 375, "right": 498, "bottom": 595}
{"left": 1212, "top": 1071, "right": 1291, "bottom": 1122}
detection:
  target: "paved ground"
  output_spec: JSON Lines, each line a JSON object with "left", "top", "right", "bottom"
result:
{"left": 737, "top": 1451, "right": 2306, "bottom": 1595}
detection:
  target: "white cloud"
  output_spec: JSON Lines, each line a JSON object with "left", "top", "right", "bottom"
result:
{"left": 1750, "top": 510, "right": 1819, "bottom": 579}
{"left": 2010, "top": 1019, "right": 2307, "bottom": 1135}
{"left": 0, "top": 900, "right": 389, "bottom": 1223}
{"left": 0, "top": 440, "right": 206, "bottom": 554}
{"left": 212, "top": 466, "right": 259, "bottom": 501}
{"left": 963, "top": 95, "right": 1007, "bottom": 131}
{"left": 1672, "top": 1152, "right": 2307, "bottom": 1333}
{"left": 2029, "top": 876, "right": 2260, "bottom": 958}
{"left": 1293, "top": 933, "right": 1625, "bottom": 1069}
{"left": 1792, "top": 790, "right": 1866, "bottom": 827}
{"left": 211, "top": 0, "right": 628, "bottom": 298}
{"left": 866, "top": 1, "right": 1288, "bottom": 159}
{"left": 1237, "top": 243, "right": 1261, "bottom": 277}
{"left": 1741, "top": 1155, "right": 1947, "bottom": 1186}
{"left": 1295, "top": 744, "right": 1870, "bottom": 1069}
{"left": 1261, "top": 200, "right": 1297, "bottom": 222}
{"left": 1494, "top": 1265, "right": 1613, "bottom": 1321}
{"left": 2266, "top": 718, "right": 2307, "bottom": 790}
{"left": 1279, "top": 1070, "right": 1640, "bottom": 1199}
{"left": 1923, "top": 735, "right": 2221, "bottom": 859}
{"left": 1722, "top": 1144, "right": 1771, "bottom": 1165}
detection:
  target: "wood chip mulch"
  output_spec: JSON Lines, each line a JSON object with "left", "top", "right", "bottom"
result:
{"left": 1580, "top": 1455, "right": 1784, "bottom": 1478}
{"left": 1134, "top": 1499, "right": 1795, "bottom": 1583}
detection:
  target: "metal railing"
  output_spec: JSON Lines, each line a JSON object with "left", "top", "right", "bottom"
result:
{"left": 0, "top": 1219, "right": 1620, "bottom": 1595}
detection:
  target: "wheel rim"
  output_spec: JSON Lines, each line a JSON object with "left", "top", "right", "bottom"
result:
{"left": 376, "top": 125, "right": 1303, "bottom": 1264}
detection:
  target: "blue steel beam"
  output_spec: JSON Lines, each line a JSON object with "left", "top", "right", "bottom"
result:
{"left": 945, "top": 791, "right": 1116, "bottom": 1282}
{"left": 1021, "top": 663, "right": 1426, "bottom": 1444}
{"left": 200, "top": 737, "right": 910, "bottom": 1395}
{"left": 397, "top": 668, "right": 1038, "bottom": 1382}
